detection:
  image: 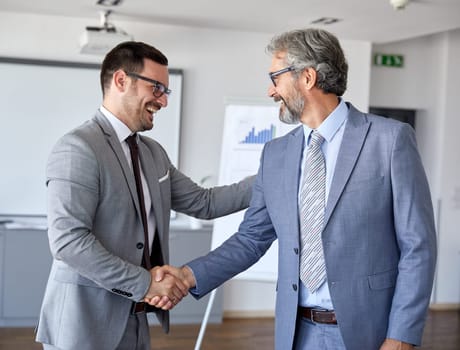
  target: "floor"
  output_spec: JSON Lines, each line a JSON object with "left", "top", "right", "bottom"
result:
{"left": 0, "top": 310, "right": 458, "bottom": 349}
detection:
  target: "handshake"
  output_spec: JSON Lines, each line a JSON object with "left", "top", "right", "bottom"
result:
{"left": 143, "top": 265, "right": 196, "bottom": 310}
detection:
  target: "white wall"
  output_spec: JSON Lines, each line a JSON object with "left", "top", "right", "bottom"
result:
{"left": 0, "top": 11, "right": 372, "bottom": 315}
{"left": 0, "top": 11, "right": 270, "bottom": 184}
{"left": 370, "top": 29, "right": 460, "bottom": 306}
{"left": 434, "top": 29, "right": 460, "bottom": 305}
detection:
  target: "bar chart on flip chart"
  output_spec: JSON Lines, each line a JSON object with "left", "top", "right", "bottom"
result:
{"left": 240, "top": 124, "right": 276, "bottom": 144}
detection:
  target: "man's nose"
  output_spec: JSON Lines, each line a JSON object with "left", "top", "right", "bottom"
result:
{"left": 157, "top": 93, "right": 168, "bottom": 108}
{"left": 267, "top": 84, "right": 276, "bottom": 98}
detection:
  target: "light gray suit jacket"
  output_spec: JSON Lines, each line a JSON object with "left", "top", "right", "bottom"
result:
{"left": 187, "top": 103, "right": 437, "bottom": 350}
{"left": 35, "top": 111, "right": 254, "bottom": 350}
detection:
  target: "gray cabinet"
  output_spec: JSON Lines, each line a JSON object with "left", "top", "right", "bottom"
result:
{"left": 0, "top": 227, "right": 52, "bottom": 327}
{"left": 0, "top": 221, "right": 221, "bottom": 327}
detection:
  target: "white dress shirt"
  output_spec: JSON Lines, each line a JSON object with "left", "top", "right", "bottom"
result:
{"left": 100, "top": 105, "right": 156, "bottom": 253}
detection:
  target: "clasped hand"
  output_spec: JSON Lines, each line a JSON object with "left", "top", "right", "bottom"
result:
{"left": 143, "top": 265, "right": 195, "bottom": 310}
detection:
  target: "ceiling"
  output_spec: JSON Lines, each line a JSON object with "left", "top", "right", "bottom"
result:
{"left": 1, "top": 0, "right": 460, "bottom": 43}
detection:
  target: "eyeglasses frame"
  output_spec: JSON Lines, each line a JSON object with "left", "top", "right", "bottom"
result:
{"left": 269, "top": 66, "right": 296, "bottom": 87}
{"left": 125, "top": 71, "right": 172, "bottom": 97}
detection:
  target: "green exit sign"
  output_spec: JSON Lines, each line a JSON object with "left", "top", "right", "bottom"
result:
{"left": 374, "top": 54, "right": 404, "bottom": 68}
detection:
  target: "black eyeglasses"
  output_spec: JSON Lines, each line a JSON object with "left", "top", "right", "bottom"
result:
{"left": 269, "top": 66, "right": 295, "bottom": 87}
{"left": 126, "top": 72, "right": 172, "bottom": 98}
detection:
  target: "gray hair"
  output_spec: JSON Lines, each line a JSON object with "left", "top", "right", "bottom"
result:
{"left": 266, "top": 28, "right": 348, "bottom": 96}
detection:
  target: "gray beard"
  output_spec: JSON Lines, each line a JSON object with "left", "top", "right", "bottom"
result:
{"left": 279, "top": 96, "right": 304, "bottom": 125}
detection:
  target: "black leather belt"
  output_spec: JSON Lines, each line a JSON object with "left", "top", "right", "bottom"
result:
{"left": 298, "top": 307, "right": 337, "bottom": 324}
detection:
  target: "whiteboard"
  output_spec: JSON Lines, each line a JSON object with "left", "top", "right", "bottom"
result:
{"left": 0, "top": 57, "right": 182, "bottom": 216}
{"left": 211, "top": 103, "right": 297, "bottom": 282}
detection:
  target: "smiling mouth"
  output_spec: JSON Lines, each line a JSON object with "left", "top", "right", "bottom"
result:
{"left": 146, "top": 106, "right": 157, "bottom": 115}
{"left": 275, "top": 98, "right": 286, "bottom": 109}
{"left": 273, "top": 95, "right": 285, "bottom": 105}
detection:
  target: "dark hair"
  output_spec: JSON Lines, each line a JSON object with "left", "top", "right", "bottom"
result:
{"left": 100, "top": 41, "right": 168, "bottom": 96}
{"left": 266, "top": 28, "right": 348, "bottom": 96}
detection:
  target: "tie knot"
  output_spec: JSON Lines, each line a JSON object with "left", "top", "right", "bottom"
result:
{"left": 126, "top": 134, "right": 138, "bottom": 149}
{"left": 310, "top": 131, "right": 325, "bottom": 147}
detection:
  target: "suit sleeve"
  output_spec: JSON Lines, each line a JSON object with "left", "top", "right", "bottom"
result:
{"left": 186, "top": 146, "right": 277, "bottom": 297}
{"left": 46, "top": 134, "right": 151, "bottom": 301}
{"left": 169, "top": 167, "right": 255, "bottom": 219}
{"left": 386, "top": 123, "right": 437, "bottom": 345}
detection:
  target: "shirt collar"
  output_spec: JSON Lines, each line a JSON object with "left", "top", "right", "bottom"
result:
{"left": 302, "top": 98, "right": 348, "bottom": 145}
{"left": 99, "top": 105, "right": 134, "bottom": 143}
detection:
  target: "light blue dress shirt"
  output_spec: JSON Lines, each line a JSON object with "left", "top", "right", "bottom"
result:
{"left": 298, "top": 99, "right": 348, "bottom": 309}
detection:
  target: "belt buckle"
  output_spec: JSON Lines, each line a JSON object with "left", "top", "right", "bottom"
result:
{"left": 309, "top": 307, "right": 318, "bottom": 323}
{"left": 310, "top": 307, "right": 327, "bottom": 324}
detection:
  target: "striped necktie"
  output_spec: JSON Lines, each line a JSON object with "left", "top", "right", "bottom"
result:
{"left": 299, "top": 130, "right": 326, "bottom": 293}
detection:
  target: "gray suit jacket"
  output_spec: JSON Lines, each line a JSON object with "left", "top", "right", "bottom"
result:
{"left": 36, "top": 111, "right": 254, "bottom": 350}
{"left": 187, "top": 103, "right": 437, "bottom": 350}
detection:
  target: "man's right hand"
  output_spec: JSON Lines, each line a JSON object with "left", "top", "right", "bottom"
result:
{"left": 144, "top": 265, "right": 196, "bottom": 309}
{"left": 143, "top": 267, "right": 190, "bottom": 310}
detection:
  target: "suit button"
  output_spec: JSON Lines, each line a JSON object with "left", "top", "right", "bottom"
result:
{"left": 293, "top": 248, "right": 299, "bottom": 254}
{"left": 126, "top": 293, "right": 133, "bottom": 297}
{"left": 292, "top": 284, "right": 298, "bottom": 291}
{"left": 136, "top": 242, "right": 144, "bottom": 249}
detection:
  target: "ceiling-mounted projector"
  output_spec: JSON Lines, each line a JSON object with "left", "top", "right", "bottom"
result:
{"left": 80, "top": 28, "right": 133, "bottom": 55}
{"left": 390, "top": 0, "right": 410, "bottom": 10}
{"left": 79, "top": 10, "right": 133, "bottom": 55}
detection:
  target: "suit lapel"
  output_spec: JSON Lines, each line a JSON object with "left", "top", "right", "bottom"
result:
{"left": 323, "top": 105, "right": 371, "bottom": 228}
{"left": 138, "top": 139, "right": 165, "bottom": 242}
{"left": 94, "top": 112, "right": 141, "bottom": 218}
{"left": 285, "top": 126, "right": 304, "bottom": 235}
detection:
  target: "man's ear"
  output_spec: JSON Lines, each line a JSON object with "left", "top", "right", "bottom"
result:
{"left": 113, "top": 69, "right": 128, "bottom": 92}
{"left": 303, "top": 67, "right": 317, "bottom": 90}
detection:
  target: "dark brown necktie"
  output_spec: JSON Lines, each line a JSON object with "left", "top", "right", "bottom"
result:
{"left": 126, "top": 134, "right": 152, "bottom": 269}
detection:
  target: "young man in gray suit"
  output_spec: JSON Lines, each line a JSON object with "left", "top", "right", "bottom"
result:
{"left": 35, "top": 42, "right": 254, "bottom": 350}
{"left": 154, "top": 28, "right": 437, "bottom": 350}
